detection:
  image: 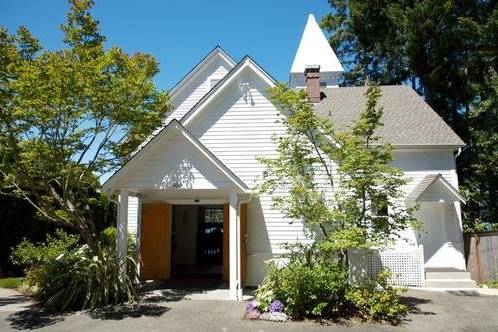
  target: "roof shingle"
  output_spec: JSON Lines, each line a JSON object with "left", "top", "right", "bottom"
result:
{"left": 315, "top": 85, "right": 464, "bottom": 146}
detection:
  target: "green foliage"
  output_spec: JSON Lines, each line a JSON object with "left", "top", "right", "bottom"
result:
{"left": 99, "top": 227, "right": 118, "bottom": 248}
{"left": 99, "top": 226, "right": 138, "bottom": 257}
{"left": 462, "top": 70, "right": 498, "bottom": 227}
{"left": 46, "top": 246, "right": 138, "bottom": 311}
{"left": 259, "top": 84, "right": 417, "bottom": 268}
{"left": 254, "top": 248, "right": 408, "bottom": 322}
{"left": 0, "top": 277, "right": 24, "bottom": 289}
{"left": 346, "top": 270, "right": 408, "bottom": 324}
{"left": 12, "top": 231, "right": 86, "bottom": 307}
{"left": 0, "top": 0, "right": 169, "bottom": 253}
{"left": 256, "top": 84, "right": 412, "bottom": 322}
{"left": 11, "top": 229, "right": 138, "bottom": 311}
{"left": 485, "top": 280, "right": 498, "bottom": 289}
{"left": 321, "top": 0, "right": 498, "bottom": 229}
{"left": 255, "top": 254, "right": 348, "bottom": 319}
{"left": 11, "top": 229, "right": 80, "bottom": 268}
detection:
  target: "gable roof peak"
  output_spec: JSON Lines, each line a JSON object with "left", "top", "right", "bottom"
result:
{"left": 169, "top": 45, "right": 237, "bottom": 98}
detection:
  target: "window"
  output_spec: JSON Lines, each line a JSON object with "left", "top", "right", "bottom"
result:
{"left": 203, "top": 206, "right": 223, "bottom": 223}
{"left": 371, "top": 194, "right": 389, "bottom": 233}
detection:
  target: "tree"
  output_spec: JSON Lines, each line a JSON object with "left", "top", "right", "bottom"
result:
{"left": 321, "top": 0, "right": 498, "bottom": 229}
{"left": 462, "top": 70, "right": 498, "bottom": 227}
{"left": 258, "top": 84, "right": 418, "bottom": 270}
{"left": 0, "top": 0, "right": 169, "bottom": 254}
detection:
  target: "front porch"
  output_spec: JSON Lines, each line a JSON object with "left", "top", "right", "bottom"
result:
{"left": 100, "top": 120, "right": 253, "bottom": 300}
{"left": 116, "top": 189, "right": 250, "bottom": 301}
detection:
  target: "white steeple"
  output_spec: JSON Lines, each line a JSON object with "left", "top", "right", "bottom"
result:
{"left": 289, "top": 14, "right": 344, "bottom": 88}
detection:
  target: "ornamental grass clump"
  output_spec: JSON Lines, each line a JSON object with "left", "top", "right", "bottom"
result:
{"left": 12, "top": 228, "right": 139, "bottom": 311}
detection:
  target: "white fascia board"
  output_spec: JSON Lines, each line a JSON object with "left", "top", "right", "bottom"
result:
{"left": 181, "top": 57, "right": 276, "bottom": 127}
{"left": 394, "top": 144, "right": 465, "bottom": 151}
{"left": 435, "top": 175, "right": 466, "bottom": 204}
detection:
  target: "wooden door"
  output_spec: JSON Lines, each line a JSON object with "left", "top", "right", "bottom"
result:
{"left": 140, "top": 203, "right": 171, "bottom": 280}
{"left": 222, "top": 203, "right": 248, "bottom": 286}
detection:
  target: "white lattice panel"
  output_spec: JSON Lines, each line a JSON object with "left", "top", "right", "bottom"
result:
{"left": 368, "top": 248, "right": 425, "bottom": 287}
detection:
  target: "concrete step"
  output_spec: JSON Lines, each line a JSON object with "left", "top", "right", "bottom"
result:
{"left": 426, "top": 271, "right": 473, "bottom": 280}
{"left": 425, "top": 278, "right": 477, "bottom": 288}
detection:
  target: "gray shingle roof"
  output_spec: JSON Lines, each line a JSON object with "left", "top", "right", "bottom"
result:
{"left": 315, "top": 85, "right": 464, "bottom": 146}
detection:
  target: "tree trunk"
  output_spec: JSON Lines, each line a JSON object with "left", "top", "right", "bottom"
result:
{"left": 74, "top": 217, "right": 100, "bottom": 255}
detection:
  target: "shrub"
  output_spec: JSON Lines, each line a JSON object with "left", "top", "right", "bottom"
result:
{"left": 12, "top": 229, "right": 82, "bottom": 297}
{"left": 484, "top": 280, "right": 498, "bottom": 289}
{"left": 11, "top": 229, "right": 138, "bottom": 311}
{"left": 11, "top": 229, "right": 79, "bottom": 268}
{"left": 255, "top": 259, "right": 348, "bottom": 319}
{"left": 346, "top": 270, "right": 408, "bottom": 324}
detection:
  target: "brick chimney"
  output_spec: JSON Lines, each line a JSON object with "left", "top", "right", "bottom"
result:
{"left": 304, "top": 65, "right": 321, "bottom": 103}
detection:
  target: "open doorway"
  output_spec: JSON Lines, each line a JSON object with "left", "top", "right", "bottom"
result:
{"left": 171, "top": 205, "right": 224, "bottom": 279}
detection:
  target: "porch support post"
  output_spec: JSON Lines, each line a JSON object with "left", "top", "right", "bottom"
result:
{"left": 117, "top": 190, "right": 129, "bottom": 273}
{"left": 229, "top": 191, "right": 241, "bottom": 300}
{"left": 136, "top": 194, "right": 143, "bottom": 276}
{"left": 454, "top": 201, "right": 463, "bottom": 240}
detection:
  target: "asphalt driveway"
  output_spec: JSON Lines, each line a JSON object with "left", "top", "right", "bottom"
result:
{"left": 1, "top": 287, "right": 498, "bottom": 331}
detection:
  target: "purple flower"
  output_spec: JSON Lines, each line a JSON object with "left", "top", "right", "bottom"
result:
{"left": 246, "top": 309, "right": 261, "bottom": 320}
{"left": 246, "top": 300, "right": 258, "bottom": 312}
{"left": 269, "top": 300, "right": 284, "bottom": 313}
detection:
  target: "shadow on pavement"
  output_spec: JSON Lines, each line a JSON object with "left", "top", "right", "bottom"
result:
{"left": 401, "top": 295, "right": 435, "bottom": 316}
{"left": 7, "top": 304, "right": 66, "bottom": 330}
{"left": 446, "top": 290, "right": 482, "bottom": 297}
{"left": 88, "top": 303, "right": 170, "bottom": 320}
{"left": 0, "top": 295, "right": 29, "bottom": 308}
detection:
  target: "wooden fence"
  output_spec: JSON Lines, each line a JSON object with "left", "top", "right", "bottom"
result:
{"left": 464, "top": 232, "right": 498, "bottom": 283}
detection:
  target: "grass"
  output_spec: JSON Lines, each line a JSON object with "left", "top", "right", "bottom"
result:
{"left": 0, "top": 277, "right": 24, "bottom": 289}
{"left": 485, "top": 280, "right": 498, "bottom": 289}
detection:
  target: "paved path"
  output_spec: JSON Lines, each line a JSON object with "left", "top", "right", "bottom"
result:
{"left": 0, "top": 289, "right": 33, "bottom": 314}
{"left": 1, "top": 288, "right": 498, "bottom": 331}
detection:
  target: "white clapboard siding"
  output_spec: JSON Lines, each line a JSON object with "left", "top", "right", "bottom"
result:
{"left": 127, "top": 195, "right": 139, "bottom": 247}
{"left": 393, "top": 150, "right": 459, "bottom": 205}
{"left": 187, "top": 67, "right": 335, "bottom": 261}
{"left": 117, "top": 132, "right": 234, "bottom": 190}
{"left": 133, "top": 55, "right": 233, "bottom": 155}
{"left": 167, "top": 56, "right": 233, "bottom": 122}
{"left": 180, "top": 63, "right": 461, "bottom": 284}
{"left": 391, "top": 150, "right": 461, "bottom": 249}
{"left": 127, "top": 195, "right": 139, "bottom": 236}
{"left": 185, "top": 65, "right": 465, "bottom": 256}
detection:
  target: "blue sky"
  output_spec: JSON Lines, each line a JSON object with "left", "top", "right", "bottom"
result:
{"left": 1, "top": 0, "right": 332, "bottom": 90}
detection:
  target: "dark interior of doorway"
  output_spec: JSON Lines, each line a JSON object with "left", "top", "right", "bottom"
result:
{"left": 171, "top": 205, "right": 223, "bottom": 279}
